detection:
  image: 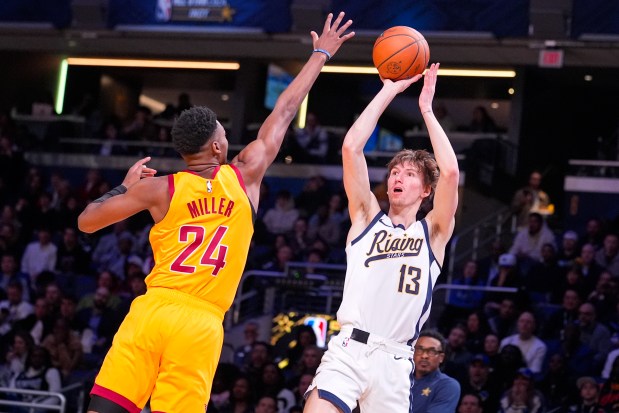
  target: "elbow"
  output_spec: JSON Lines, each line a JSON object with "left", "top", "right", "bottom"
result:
{"left": 441, "top": 166, "right": 460, "bottom": 182}
{"left": 77, "top": 214, "right": 95, "bottom": 234}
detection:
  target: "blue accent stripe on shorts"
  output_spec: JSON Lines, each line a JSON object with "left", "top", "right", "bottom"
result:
{"left": 318, "top": 389, "right": 351, "bottom": 413}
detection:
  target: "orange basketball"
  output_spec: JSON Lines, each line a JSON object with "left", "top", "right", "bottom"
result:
{"left": 372, "top": 26, "right": 430, "bottom": 80}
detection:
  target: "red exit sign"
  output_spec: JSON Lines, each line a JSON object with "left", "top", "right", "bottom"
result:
{"left": 539, "top": 49, "right": 564, "bottom": 68}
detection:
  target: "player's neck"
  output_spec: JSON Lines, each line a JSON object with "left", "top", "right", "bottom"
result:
{"left": 388, "top": 207, "right": 419, "bottom": 229}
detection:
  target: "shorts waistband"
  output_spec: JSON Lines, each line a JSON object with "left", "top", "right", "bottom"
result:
{"left": 340, "top": 326, "right": 415, "bottom": 359}
{"left": 146, "top": 288, "right": 225, "bottom": 320}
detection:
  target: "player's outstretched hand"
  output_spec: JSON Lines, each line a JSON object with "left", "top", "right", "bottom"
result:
{"left": 419, "top": 63, "right": 439, "bottom": 113}
{"left": 380, "top": 73, "right": 423, "bottom": 94}
{"left": 311, "top": 11, "right": 355, "bottom": 60}
{"left": 122, "top": 156, "right": 157, "bottom": 188}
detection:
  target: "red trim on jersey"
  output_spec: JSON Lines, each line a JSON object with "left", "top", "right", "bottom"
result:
{"left": 228, "top": 164, "right": 247, "bottom": 194}
{"left": 212, "top": 165, "right": 221, "bottom": 178}
{"left": 167, "top": 174, "right": 175, "bottom": 200}
{"left": 91, "top": 384, "right": 141, "bottom": 413}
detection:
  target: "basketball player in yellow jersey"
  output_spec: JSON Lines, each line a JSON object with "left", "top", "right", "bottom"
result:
{"left": 78, "top": 13, "right": 354, "bottom": 413}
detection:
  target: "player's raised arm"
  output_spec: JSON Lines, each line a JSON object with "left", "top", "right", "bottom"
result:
{"left": 231, "top": 12, "right": 354, "bottom": 207}
{"left": 421, "top": 63, "right": 460, "bottom": 247}
{"left": 78, "top": 157, "right": 164, "bottom": 233}
{"left": 342, "top": 75, "right": 422, "bottom": 229}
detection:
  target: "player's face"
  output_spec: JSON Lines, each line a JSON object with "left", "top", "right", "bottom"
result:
{"left": 413, "top": 336, "right": 444, "bottom": 377}
{"left": 387, "top": 162, "right": 429, "bottom": 207}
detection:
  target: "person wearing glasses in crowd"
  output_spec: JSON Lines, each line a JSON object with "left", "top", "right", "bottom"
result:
{"left": 411, "top": 330, "right": 461, "bottom": 412}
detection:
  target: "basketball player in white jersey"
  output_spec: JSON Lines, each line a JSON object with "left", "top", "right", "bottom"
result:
{"left": 304, "top": 63, "right": 459, "bottom": 413}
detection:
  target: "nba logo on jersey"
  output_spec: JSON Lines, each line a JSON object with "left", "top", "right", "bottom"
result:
{"left": 305, "top": 317, "right": 328, "bottom": 347}
{"left": 206, "top": 181, "right": 213, "bottom": 193}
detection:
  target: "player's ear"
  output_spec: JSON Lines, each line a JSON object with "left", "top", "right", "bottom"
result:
{"left": 421, "top": 184, "right": 432, "bottom": 199}
{"left": 212, "top": 140, "right": 221, "bottom": 153}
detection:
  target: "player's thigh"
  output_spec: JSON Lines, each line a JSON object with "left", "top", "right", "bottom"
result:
{"left": 361, "top": 354, "right": 414, "bottom": 413}
{"left": 304, "top": 388, "right": 346, "bottom": 413}
{"left": 93, "top": 295, "right": 162, "bottom": 410}
{"left": 149, "top": 305, "right": 223, "bottom": 412}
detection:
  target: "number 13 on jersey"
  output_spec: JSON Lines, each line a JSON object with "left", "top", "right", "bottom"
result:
{"left": 398, "top": 264, "right": 421, "bottom": 295}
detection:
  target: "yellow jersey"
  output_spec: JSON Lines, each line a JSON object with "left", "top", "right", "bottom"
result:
{"left": 146, "top": 165, "right": 254, "bottom": 312}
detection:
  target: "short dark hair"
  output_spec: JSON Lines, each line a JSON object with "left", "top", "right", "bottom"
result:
{"left": 418, "top": 329, "right": 446, "bottom": 351}
{"left": 172, "top": 106, "right": 218, "bottom": 155}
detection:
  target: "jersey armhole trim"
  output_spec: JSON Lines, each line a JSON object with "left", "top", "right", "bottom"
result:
{"left": 228, "top": 164, "right": 247, "bottom": 194}
{"left": 350, "top": 211, "right": 384, "bottom": 246}
{"left": 167, "top": 174, "right": 175, "bottom": 201}
{"left": 420, "top": 219, "right": 440, "bottom": 271}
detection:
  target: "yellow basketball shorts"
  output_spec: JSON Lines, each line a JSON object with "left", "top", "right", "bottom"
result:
{"left": 91, "top": 288, "right": 224, "bottom": 412}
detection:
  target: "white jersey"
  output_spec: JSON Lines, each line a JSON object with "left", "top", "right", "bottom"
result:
{"left": 337, "top": 212, "right": 441, "bottom": 345}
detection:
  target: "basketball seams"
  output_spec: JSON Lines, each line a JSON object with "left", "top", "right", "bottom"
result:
{"left": 375, "top": 40, "right": 421, "bottom": 69}
{"left": 393, "top": 43, "right": 421, "bottom": 80}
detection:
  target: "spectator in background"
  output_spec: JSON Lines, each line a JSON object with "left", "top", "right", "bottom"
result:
{"left": 577, "top": 302, "right": 611, "bottom": 372}
{"left": 509, "top": 212, "right": 556, "bottom": 274}
{"left": 0, "top": 253, "right": 31, "bottom": 302}
{"left": 307, "top": 193, "right": 347, "bottom": 249}
{"left": 580, "top": 217, "right": 604, "bottom": 251}
{"left": 442, "top": 324, "right": 473, "bottom": 383}
{"left": 255, "top": 362, "right": 296, "bottom": 413}
{"left": 77, "top": 270, "right": 122, "bottom": 312}
{"left": 291, "top": 112, "right": 329, "bottom": 164}
{"left": 294, "top": 176, "right": 329, "bottom": 219}
{"left": 440, "top": 259, "right": 486, "bottom": 330}
{"left": 500, "top": 312, "right": 547, "bottom": 375}
{"left": 488, "top": 297, "right": 518, "bottom": 339}
{"left": 577, "top": 243, "right": 605, "bottom": 296}
{"left": 255, "top": 395, "right": 278, "bottom": 413}
{"left": 511, "top": 171, "right": 553, "bottom": 229}
{"left": 90, "top": 220, "right": 133, "bottom": 270}
{"left": 56, "top": 226, "right": 91, "bottom": 275}
{"left": 543, "top": 288, "right": 581, "bottom": 340}
{"left": 41, "top": 317, "right": 82, "bottom": 380}
{"left": 12, "top": 297, "right": 53, "bottom": 345}
{"left": 0, "top": 281, "right": 34, "bottom": 330}
{"left": 469, "top": 106, "right": 498, "bottom": 133}
{"left": 557, "top": 230, "right": 581, "bottom": 268}
{"left": 20, "top": 226, "right": 57, "bottom": 291}
{"left": 7, "top": 346, "right": 62, "bottom": 409}
{"left": 595, "top": 233, "right": 619, "bottom": 277}
{"left": 98, "top": 117, "right": 128, "bottom": 156}
{"left": 465, "top": 311, "right": 491, "bottom": 355}
{"left": 495, "top": 345, "right": 526, "bottom": 393}
{"left": 599, "top": 357, "right": 619, "bottom": 411}
{"left": 498, "top": 367, "right": 546, "bottom": 413}
{"left": 262, "top": 190, "right": 300, "bottom": 237}
{"left": 485, "top": 254, "right": 522, "bottom": 315}
{"left": 243, "top": 341, "right": 272, "bottom": 387}
{"left": 537, "top": 353, "right": 571, "bottom": 411}
{"left": 176, "top": 92, "right": 193, "bottom": 115}
{"left": 234, "top": 321, "right": 261, "bottom": 368}
{"left": 587, "top": 270, "right": 617, "bottom": 324}
{"left": 457, "top": 393, "right": 484, "bottom": 413}
{"left": 545, "top": 323, "right": 597, "bottom": 384}
{"left": 411, "top": 329, "right": 461, "bottom": 413}
{"left": 482, "top": 332, "right": 502, "bottom": 372}
{"left": 5, "top": 330, "right": 35, "bottom": 377}
{"left": 219, "top": 375, "right": 255, "bottom": 413}
{"left": 526, "top": 243, "right": 561, "bottom": 303}
{"left": 460, "top": 354, "right": 501, "bottom": 413}
{"left": 477, "top": 238, "right": 506, "bottom": 288}
{"left": 565, "top": 376, "right": 604, "bottom": 413}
